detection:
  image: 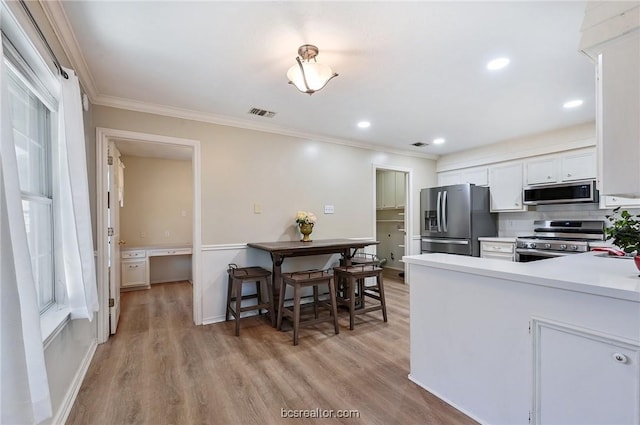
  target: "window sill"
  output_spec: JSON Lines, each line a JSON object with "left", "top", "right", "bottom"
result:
{"left": 41, "top": 305, "right": 71, "bottom": 347}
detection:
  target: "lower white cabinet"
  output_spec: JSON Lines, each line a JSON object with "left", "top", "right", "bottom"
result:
{"left": 121, "top": 259, "right": 147, "bottom": 288}
{"left": 532, "top": 319, "right": 640, "bottom": 424}
{"left": 480, "top": 240, "right": 515, "bottom": 261}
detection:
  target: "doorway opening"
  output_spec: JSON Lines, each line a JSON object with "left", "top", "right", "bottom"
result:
{"left": 96, "top": 128, "right": 202, "bottom": 343}
{"left": 373, "top": 165, "right": 412, "bottom": 283}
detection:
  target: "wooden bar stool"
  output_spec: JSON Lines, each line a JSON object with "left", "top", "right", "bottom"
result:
{"left": 277, "top": 269, "right": 339, "bottom": 346}
{"left": 226, "top": 264, "right": 275, "bottom": 336}
{"left": 333, "top": 264, "right": 387, "bottom": 330}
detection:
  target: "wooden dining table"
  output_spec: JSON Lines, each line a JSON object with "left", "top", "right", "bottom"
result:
{"left": 247, "top": 238, "right": 380, "bottom": 301}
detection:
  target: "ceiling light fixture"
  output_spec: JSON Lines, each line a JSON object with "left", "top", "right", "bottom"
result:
{"left": 287, "top": 44, "right": 338, "bottom": 95}
{"left": 563, "top": 99, "right": 584, "bottom": 109}
{"left": 357, "top": 121, "right": 371, "bottom": 128}
{"left": 486, "top": 57, "right": 510, "bottom": 71}
{"left": 433, "top": 138, "right": 446, "bottom": 145}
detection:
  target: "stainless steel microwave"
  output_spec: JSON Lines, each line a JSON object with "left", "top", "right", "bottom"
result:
{"left": 523, "top": 180, "right": 598, "bottom": 205}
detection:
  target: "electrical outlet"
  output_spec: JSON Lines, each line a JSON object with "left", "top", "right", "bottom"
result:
{"left": 324, "top": 205, "right": 335, "bottom": 214}
{"left": 140, "top": 231, "right": 146, "bottom": 238}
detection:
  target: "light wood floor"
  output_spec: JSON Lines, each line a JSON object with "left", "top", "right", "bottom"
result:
{"left": 67, "top": 278, "right": 477, "bottom": 425}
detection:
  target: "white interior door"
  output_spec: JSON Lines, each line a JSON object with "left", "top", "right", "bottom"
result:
{"left": 108, "top": 141, "right": 122, "bottom": 333}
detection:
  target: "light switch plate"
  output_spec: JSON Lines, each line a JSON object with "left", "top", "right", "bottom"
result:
{"left": 324, "top": 205, "right": 335, "bottom": 214}
{"left": 254, "top": 203, "right": 262, "bottom": 214}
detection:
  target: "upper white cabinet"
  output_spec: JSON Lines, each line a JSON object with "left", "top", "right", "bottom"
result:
{"left": 437, "top": 167, "right": 488, "bottom": 187}
{"left": 489, "top": 162, "right": 526, "bottom": 212}
{"left": 561, "top": 151, "right": 597, "bottom": 182}
{"left": 597, "top": 33, "right": 640, "bottom": 198}
{"left": 525, "top": 150, "right": 596, "bottom": 186}
{"left": 377, "top": 170, "right": 405, "bottom": 209}
{"left": 526, "top": 158, "right": 557, "bottom": 185}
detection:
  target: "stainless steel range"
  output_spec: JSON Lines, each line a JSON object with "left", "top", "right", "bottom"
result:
{"left": 515, "top": 220, "right": 605, "bottom": 262}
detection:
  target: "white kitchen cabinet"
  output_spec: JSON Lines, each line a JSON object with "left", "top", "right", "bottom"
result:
{"left": 560, "top": 150, "right": 596, "bottom": 182}
{"left": 597, "top": 33, "right": 640, "bottom": 197}
{"left": 462, "top": 167, "right": 488, "bottom": 186}
{"left": 532, "top": 319, "right": 640, "bottom": 425}
{"left": 376, "top": 172, "right": 384, "bottom": 209}
{"left": 438, "top": 171, "right": 461, "bottom": 187}
{"left": 377, "top": 170, "right": 405, "bottom": 209}
{"left": 438, "top": 167, "right": 488, "bottom": 187}
{"left": 394, "top": 172, "right": 405, "bottom": 207}
{"left": 525, "top": 150, "right": 596, "bottom": 186}
{"left": 480, "top": 240, "right": 515, "bottom": 261}
{"left": 600, "top": 195, "right": 640, "bottom": 209}
{"left": 121, "top": 259, "right": 147, "bottom": 288}
{"left": 489, "top": 163, "right": 526, "bottom": 212}
{"left": 526, "top": 158, "right": 557, "bottom": 185}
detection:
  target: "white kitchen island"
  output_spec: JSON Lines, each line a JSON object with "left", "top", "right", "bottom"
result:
{"left": 403, "top": 252, "right": 640, "bottom": 425}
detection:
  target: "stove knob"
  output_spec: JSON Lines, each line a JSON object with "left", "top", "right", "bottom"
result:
{"left": 570, "top": 245, "right": 578, "bottom": 251}
{"left": 527, "top": 242, "right": 537, "bottom": 249}
{"left": 544, "top": 243, "right": 551, "bottom": 249}
{"left": 559, "top": 244, "right": 567, "bottom": 250}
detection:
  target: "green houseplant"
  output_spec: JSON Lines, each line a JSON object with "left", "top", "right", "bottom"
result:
{"left": 605, "top": 207, "right": 640, "bottom": 254}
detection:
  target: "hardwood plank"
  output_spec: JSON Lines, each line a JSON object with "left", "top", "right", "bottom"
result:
{"left": 66, "top": 279, "right": 477, "bottom": 425}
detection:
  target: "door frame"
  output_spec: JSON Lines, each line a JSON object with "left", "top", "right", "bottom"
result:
{"left": 96, "top": 127, "right": 202, "bottom": 343}
{"left": 372, "top": 164, "right": 413, "bottom": 282}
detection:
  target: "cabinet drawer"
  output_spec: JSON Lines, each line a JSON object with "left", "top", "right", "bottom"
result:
{"left": 147, "top": 248, "right": 192, "bottom": 256}
{"left": 121, "top": 250, "right": 146, "bottom": 259}
{"left": 481, "top": 242, "right": 514, "bottom": 254}
{"left": 121, "top": 260, "right": 146, "bottom": 287}
{"left": 481, "top": 252, "right": 515, "bottom": 262}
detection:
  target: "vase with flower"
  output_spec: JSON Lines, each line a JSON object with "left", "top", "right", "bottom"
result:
{"left": 295, "top": 211, "right": 317, "bottom": 242}
{"left": 605, "top": 207, "right": 640, "bottom": 274}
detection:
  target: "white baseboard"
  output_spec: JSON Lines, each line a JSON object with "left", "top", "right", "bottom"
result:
{"left": 52, "top": 338, "right": 98, "bottom": 425}
{"left": 407, "top": 374, "right": 485, "bottom": 425}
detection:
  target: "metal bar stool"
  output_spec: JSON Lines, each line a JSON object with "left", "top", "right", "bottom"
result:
{"left": 333, "top": 264, "right": 387, "bottom": 330}
{"left": 277, "top": 269, "right": 339, "bottom": 346}
{"left": 226, "top": 263, "right": 275, "bottom": 336}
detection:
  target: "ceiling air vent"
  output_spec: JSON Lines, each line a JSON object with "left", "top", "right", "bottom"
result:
{"left": 248, "top": 107, "right": 277, "bottom": 118}
{"left": 412, "top": 142, "right": 428, "bottom": 147}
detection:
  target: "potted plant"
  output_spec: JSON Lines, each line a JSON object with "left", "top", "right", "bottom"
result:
{"left": 605, "top": 207, "right": 640, "bottom": 272}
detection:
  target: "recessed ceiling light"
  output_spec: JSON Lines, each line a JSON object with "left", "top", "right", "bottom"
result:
{"left": 486, "top": 57, "right": 510, "bottom": 71}
{"left": 357, "top": 121, "right": 371, "bottom": 128}
{"left": 433, "top": 138, "right": 445, "bottom": 145}
{"left": 563, "top": 99, "right": 584, "bottom": 109}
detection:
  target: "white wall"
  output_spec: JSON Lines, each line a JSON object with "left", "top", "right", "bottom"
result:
{"left": 92, "top": 105, "right": 437, "bottom": 244}
{"left": 120, "top": 155, "right": 193, "bottom": 247}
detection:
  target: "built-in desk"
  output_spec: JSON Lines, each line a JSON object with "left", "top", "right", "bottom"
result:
{"left": 120, "top": 244, "right": 192, "bottom": 290}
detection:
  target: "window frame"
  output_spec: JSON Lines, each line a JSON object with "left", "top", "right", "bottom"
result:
{"left": 2, "top": 29, "right": 68, "bottom": 341}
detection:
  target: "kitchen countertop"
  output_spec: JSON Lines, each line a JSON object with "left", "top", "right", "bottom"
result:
{"left": 477, "top": 236, "right": 517, "bottom": 243}
{"left": 403, "top": 252, "right": 640, "bottom": 302}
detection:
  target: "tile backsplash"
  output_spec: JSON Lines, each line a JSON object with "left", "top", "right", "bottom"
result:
{"left": 498, "top": 204, "right": 640, "bottom": 237}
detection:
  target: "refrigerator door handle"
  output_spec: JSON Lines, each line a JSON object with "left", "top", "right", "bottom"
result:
{"left": 442, "top": 190, "right": 448, "bottom": 232}
{"left": 436, "top": 191, "right": 442, "bottom": 232}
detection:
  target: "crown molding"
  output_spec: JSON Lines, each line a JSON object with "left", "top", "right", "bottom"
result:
{"left": 40, "top": 0, "right": 437, "bottom": 161}
{"left": 91, "top": 93, "right": 439, "bottom": 160}
{"left": 39, "top": 0, "right": 99, "bottom": 99}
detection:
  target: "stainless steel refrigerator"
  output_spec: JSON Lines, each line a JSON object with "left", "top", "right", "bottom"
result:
{"left": 420, "top": 184, "right": 497, "bottom": 256}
